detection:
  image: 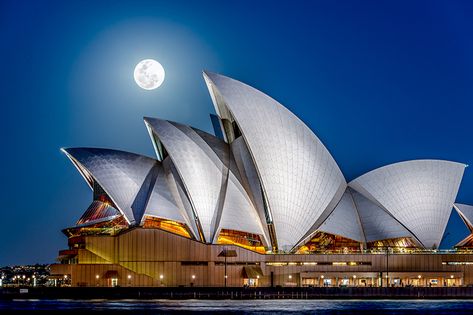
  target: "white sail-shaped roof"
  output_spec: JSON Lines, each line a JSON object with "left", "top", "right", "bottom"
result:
{"left": 144, "top": 118, "right": 266, "bottom": 243}
{"left": 230, "top": 137, "right": 271, "bottom": 243}
{"left": 350, "top": 188, "right": 414, "bottom": 243}
{"left": 215, "top": 159, "right": 269, "bottom": 245}
{"left": 194, "top": 127, "right": 268, "bottom": 243}
{"left": 143, "top": 164, "right": 187, "bottom": 224}
{"left": 204, "top": 71, "right": 346, "bottom": 250}
{"left": 454, "top": 203, "right": 473, "bottom": 232}
{"left": 349, "top": 160, "right": 466, "bottom": 248}
{"left": 317, "top": 190, "right": 365, "bottom": 243}
{"left": 144, "top": 118, "right": 225, "bottom": 242}
{"left": 62, "top": 148, "right": 158, "bottom": 225}
{"left": 316, "top": 187, "right": 417, "bottom": 244}
{"left": 161, "top": 156, "right": 202, "bottom": 241}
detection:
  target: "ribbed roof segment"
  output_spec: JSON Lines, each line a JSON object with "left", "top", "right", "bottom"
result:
{"left": 349, "top": 160, "right": 465, "bottom": 248}
{"left": 63, "top": 148, "right": 191, "bottom": 230}
{"left": 62, "top": 148, "right": 158, "bottom": 225}
{"left": 317, "top": 187, "right": 415, "bottom": 244}
{"left": 204, "top": 71, "right": 346, "bottom": 250}
{"left": 144, "top": 118, "right": 267, "bottom": 244}
{"left": 317, "top": 189, "right": 365, "bottom": 243}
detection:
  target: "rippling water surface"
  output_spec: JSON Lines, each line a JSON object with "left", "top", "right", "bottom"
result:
{"left": 1, "top": 299, "right": 473, "bottom": 314}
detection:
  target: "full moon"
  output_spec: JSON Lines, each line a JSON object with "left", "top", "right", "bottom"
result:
{"left": 134, "top": 59, "right": 165, "bottom": 90}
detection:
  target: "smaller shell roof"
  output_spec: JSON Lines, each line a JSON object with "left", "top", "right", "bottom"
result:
{"left": 62, "top": 147, "right": 187, "bottom": 227}
{"left": 316, "top": 187, "right": 415, "bottom": 244}
{"left": 143, "top": 117, "right": 268, "bottom": 244}
{"left": 317, "top": 189, "right": 365, "bottom": 243}
{"left": 349, "top": 159, "right": 466, "bottom": 248}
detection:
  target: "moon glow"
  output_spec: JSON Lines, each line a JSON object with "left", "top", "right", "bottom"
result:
{"left": 134, "top": 59, "right": 165, "bottom": 90}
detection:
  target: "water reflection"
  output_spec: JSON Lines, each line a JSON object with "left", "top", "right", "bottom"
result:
{"left": 2, "top": 299, "right": 473, "bottom": 314}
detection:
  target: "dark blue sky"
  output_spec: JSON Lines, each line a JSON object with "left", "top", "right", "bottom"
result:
{"left": 1, "top": 1, "right": 472, "bottom": 265}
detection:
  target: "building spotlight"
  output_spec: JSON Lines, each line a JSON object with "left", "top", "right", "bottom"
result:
{"left": 321, "top": 275, "right": 325, "bottom": 279}
{"left": 288, "top": 275, "right": 292, "bottom": 279}
{"left": 96, "top": 275, "right": 99, "bottom": 279}
{"left": 127, "top": 275, "right": 132, "bottom": 279}
{"left": 418, "top": 275, "right": 422, "bottom": 279}
{"left": 159, "top": 274, "right": 164, "bottom": 279}
{"left": 353, "top": 275, "right": 357, "bottom": 279}
{"left": 450, "top": 275, "right": 454, "bottom": 279}
{"left": 191, "top": 275, "right": 196, "bottom": 280}
{"left": 224, "top": 275, "right": 228, "bottom": 279}
{"left": 256, "top": 275, "right": 260, "bottom": 279}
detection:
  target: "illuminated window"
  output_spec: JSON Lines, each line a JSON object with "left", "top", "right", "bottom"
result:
{"left": 296, "top": 231, "right": 362, "bottom": 254}
{"left": 266, "top": 262, "right": 288, "bottom": 266}
{"left": 443, "top": 262, "right": 473, "bottom": 265}
{"left": 367, "top": 237, "right": 418, "bottom": 251}
{"left": 142, "top": 216, "right": 191, "bottom": 238}
{"left": 217, "top": 229, "right": 266, "bottom": 254}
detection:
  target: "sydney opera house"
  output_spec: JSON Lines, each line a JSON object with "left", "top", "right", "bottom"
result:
{"left": 51, "top": 72, "right": 473, "bottom": 288}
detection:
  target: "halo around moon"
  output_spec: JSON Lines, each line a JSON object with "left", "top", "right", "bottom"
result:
{"left": 134, "top": 59, "right": 165, "bottom": 90}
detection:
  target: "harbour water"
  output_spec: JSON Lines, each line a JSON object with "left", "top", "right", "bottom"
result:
{"left": 1, "top": 299, "right": 473, "bottom": 314}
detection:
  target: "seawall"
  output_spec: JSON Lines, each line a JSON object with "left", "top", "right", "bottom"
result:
{"left": 2, "top": 287, "right": 473, "bottom": 300}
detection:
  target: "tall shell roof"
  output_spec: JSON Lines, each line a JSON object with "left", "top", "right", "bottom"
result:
{"left": 349, "top": 160, "right": 466, "bottom": 248}
{"left": 144, "top": 117, "right": 266, "bottom": 243}
{"left": 62, "top": 148, "right": 159, "bottom": 225}
{"left": 204, "top": 71, "right": 347, "bottom": 250}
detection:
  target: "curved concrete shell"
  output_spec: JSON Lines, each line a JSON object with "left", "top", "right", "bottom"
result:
{"left": 144, "top": 118, "right": 267, "bottom": 244}
{"left": 350, "top": 188, "right": 414, "bottom": 243}
{"left": 204, "top": 71, "right": 346, "bottom": 251}
{"left": 454, "top": 203, "right": 473, "bottom": 232}
{"left": 216, "top": 165, "right": 269, "bottom": 244}
{"left": 317, "top": 189, "right": 365, "bottom": 243}
{"left": 161, "top": 156, "right": 202, "bottom": 241}
{"left": 230, "top": 136, "right": 271, "bottom": 244}
{"left": 62, "top": 148, "right": 159, "bottom": 225}
{"left": 349, "top": 160, "right": 466, "bottom": 248}
{"left": 317, "top": 187, "right": 415, "bottom": 244}
{"left": 143, "top": 164, "right": 188, "bottom": 225}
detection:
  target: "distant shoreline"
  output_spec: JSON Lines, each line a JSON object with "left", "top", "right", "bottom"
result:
{"left": 2, "top": 287, "right": 473, "bottom": 300}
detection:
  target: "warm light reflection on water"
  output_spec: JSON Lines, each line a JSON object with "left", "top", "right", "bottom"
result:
{"left": 2, "top": 299, "right": 473, "bottom": 314}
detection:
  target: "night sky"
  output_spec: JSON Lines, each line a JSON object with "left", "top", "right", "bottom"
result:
{"left": 1, "top": 1, "right": 473, "bottom": 266}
